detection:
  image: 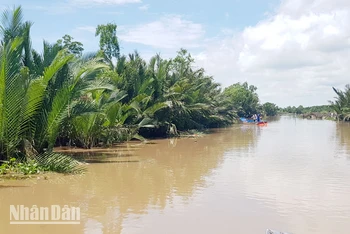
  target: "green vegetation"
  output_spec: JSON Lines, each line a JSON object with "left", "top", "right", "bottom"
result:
{"left": 0, "top": 6, "right": 279, "bottom": 175}
{"left": 262, "top": 102, "right": 279, "bottom": 116}
{"left": 0, "top": 6, "right": 106, "bottom": 173}
{"left": 330, "top": 85, "right": 350, "bottom": 121}
{"left": 0, "top": 153, "right": 83, "bottom": 176}
{"left": 223, "top": 82, "right": 259, "bottom": 117}
{"left": 282, "top": 105, "right": 332, "bottom": 114}
{"left": 0, "top": 158, "right": 44, "bottom": 175}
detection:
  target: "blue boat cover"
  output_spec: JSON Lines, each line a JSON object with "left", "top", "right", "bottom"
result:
{"left": 240, "top": 117, "right": 254, "bottom": 123}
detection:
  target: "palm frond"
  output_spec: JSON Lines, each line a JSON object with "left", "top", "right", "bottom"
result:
{"left": 35, "top": 152, "right": 85, "bottom": 174}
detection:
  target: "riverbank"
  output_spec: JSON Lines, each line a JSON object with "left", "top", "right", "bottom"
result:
{"left": 0, "top": 153, "right": 86, "bottom": 178}
{"left": 0, "top": 128, "right": 213, "bottom": 180}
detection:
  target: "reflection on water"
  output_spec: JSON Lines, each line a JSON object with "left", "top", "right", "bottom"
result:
{"left": 223, "top": 116, "right": 350, "bottom": 233}
{"left": 0, "top": 126, "right": 258, "bottom": 234}
{"left": 1, "top": 116, "right": 350, "bottom": 234}
{"left": 335, "top": 121, "right": 350, "bottom": 158}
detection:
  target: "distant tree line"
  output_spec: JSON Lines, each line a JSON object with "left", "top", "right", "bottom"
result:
{"left": 282, "top": 105, "right": 332, "bottom": 114}
{"left": 282, "top": 84, "right": 350, "bottom": 121}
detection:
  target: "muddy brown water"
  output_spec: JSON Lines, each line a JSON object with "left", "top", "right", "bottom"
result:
{"left": 1, "top": 115, "right": 350, "bottom": 234}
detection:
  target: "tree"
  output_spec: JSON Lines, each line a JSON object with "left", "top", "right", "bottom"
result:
{"left": 95, "top": 23, "right": 120, "bottom": 61}
{"left": 0, "top": 5, "right": 272, "bottom": 162}
{"left": 330, "top": 85, "right": 350, "bottom": 120}
{"left": 262, "top": 102, "right": 279, "bottom": 116}
{"left": 296, "top": 105, "right": 304, "bottom": 114}
{"left": 0, "top": 6, "right": 33, "bottom": 69}
{"left": 57, "top": 34, "right": 84, "bottom": 56}
{"left": 223, "top": 82, "right": 259, "bottom": 117}
{"left": 0, "top": 38, "right": 75, "bottom": 160}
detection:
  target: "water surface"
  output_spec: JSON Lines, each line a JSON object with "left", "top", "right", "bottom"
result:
{"left": 1, "top": 116, "right": 350, "bottom": 234}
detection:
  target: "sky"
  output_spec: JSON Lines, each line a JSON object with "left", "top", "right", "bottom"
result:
{"left": 1, "top": 0, "right": 350, "bottom": 107}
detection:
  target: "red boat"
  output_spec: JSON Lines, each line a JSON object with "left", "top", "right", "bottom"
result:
{"left": 257, "top": 121, "right": 267, "bottom": 126}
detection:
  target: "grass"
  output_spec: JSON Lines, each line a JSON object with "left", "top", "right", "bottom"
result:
{"left": 0, "top": 153, "right": 85, "bottom": 178}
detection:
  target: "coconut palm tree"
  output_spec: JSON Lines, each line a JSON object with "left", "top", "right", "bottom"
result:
{"left": 0, "top": 38, "right": 75, "bottom": 160}
{"left": 330, "top": 85, "right": 350, "bottom": 121}
{"left": 0, "top": 6, "right": 112, "bottom": 160}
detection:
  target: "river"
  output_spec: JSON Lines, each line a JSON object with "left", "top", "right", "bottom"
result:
{"left": 1, "top": 115, "right": 350, "bottom": 234}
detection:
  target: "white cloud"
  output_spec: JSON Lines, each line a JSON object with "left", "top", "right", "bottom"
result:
{"left": 194, "top": 0, "right": 350, "bottom": 107}
{"left": 279, "top": 0, "right": 350, "bottom": 17}
{"left": 119, "top": 15, "right": 205, "bottom": 49}
{"left": 139, "top": 4, "right": 149, "bottom": 11}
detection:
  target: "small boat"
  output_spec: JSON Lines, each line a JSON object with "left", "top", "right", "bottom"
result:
{"left": 240, "top": 117, "right": 267, "bottom": 126}
{"left": 257, "top": 121, "right": 268, "bottom": 126}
